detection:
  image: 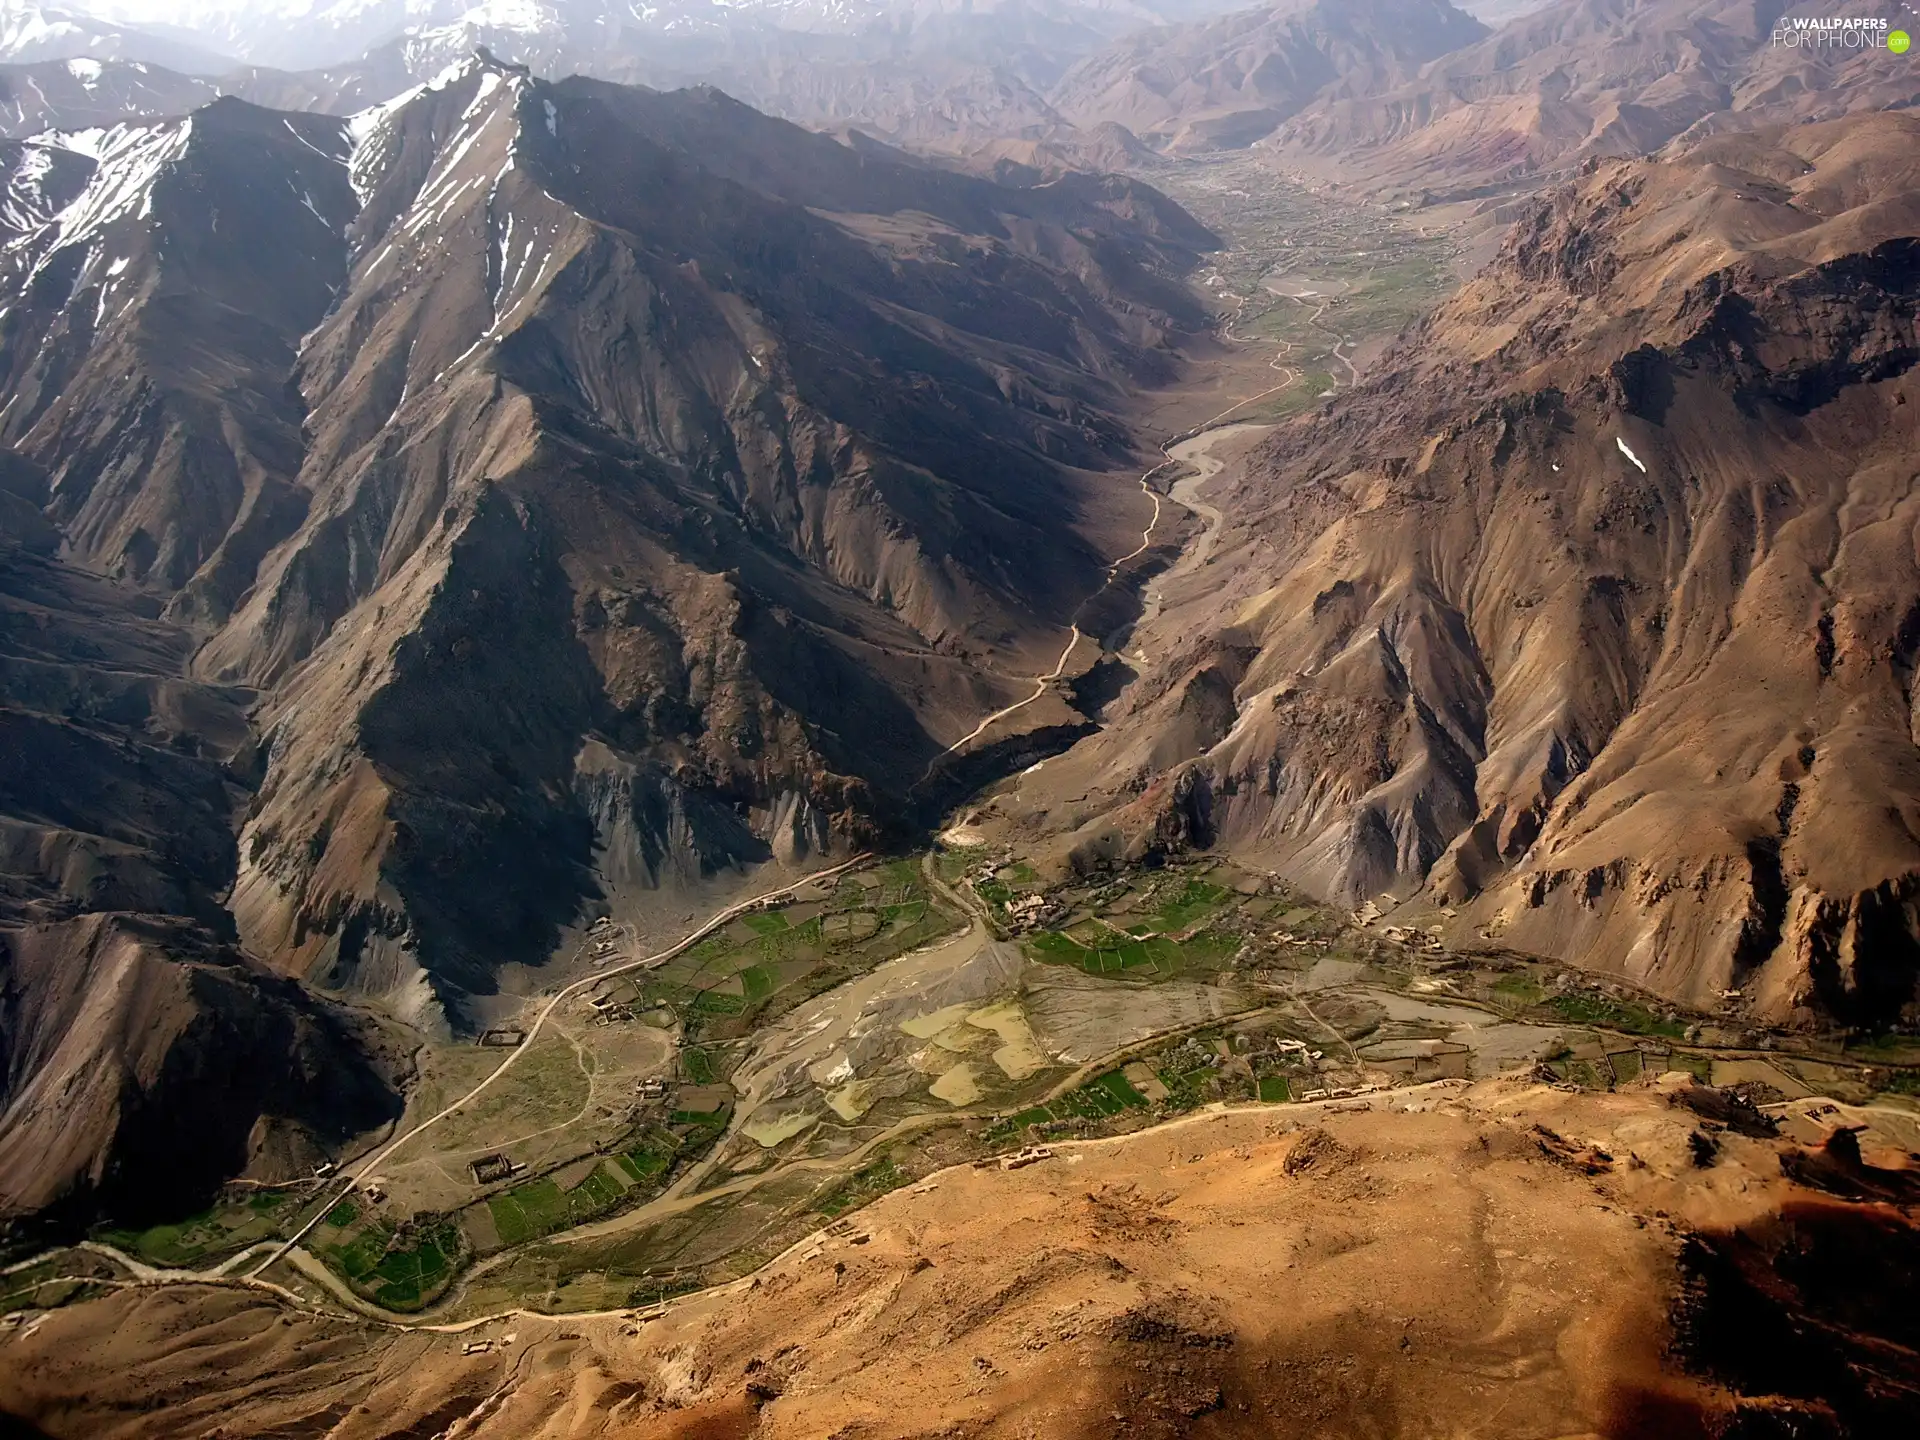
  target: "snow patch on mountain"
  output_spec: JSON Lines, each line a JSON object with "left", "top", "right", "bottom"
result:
{"left": 29, "top": 119, "right": 189, "bottom": 263}
{"left": 0, "top": 140, "right": 71, "bottom": 233}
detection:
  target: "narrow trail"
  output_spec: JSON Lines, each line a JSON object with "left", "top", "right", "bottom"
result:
{"left": 915, "top": 274, "right": 1300, "bottom": 785}
{"left": 912, "top": 472, "right": 1167, "bottom": 788}
{"left": 248, "top": 852, "right": 874, "bottom": 1277}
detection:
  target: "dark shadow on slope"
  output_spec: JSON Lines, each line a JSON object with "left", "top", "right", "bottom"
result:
{"left": 355, "top": 487, "right": 605, "bottom": 1017}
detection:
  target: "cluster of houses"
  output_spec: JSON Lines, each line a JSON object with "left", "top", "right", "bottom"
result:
{"left": 1377, "top": 923, "right": 1445, "bottom": 953}
{"left": 1001, "top": 892, "right": 1068, "bottom": 933}
{"left": 589, "top": 992, "right": 636, "bottom": 1025}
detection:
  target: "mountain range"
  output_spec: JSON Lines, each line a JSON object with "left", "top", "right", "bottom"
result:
{"left": 1019, "top": 107, "right": 1920, "bottom": 1027}
{"left": 1265, "top": 0, "right": 1920, "bottom": 200}
{"left": 2, "top": 0, "right": 1265, "bottom": 148}
{"left": 1051, "top": 0, "right": 1491, "bottom": 152}
{"left": 0, "top": 0, "right": 233, "bottom": 72}
{"left": 0, "top": 47, "right": 1221, "bottom": 1217}
{"left": 6, "top": 0, "right": 1912, "bottom": 191}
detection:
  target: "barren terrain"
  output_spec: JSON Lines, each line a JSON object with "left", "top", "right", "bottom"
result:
{"left": 6, "top": 1073, "right": 1918, "bottom": 1437}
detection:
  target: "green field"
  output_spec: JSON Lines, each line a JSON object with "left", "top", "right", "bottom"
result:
{"left": 1026, "top": 927, "right": 1239, "bottom": 979}
{"left": 317, "top": 1217, "right": 464, "bottom": 1311}
{"left": 638, "top": 860, "right": 964, "bottom": 1074}
{"left": 1547, "top": 991, "right": 1684, "bottom": 1039}
{"left": 487, "top": 1166, "right": 626, "bottom": 1248}
{"left": 990, "top": 1070, "right": 1150, "bottom": 1139}
{"left": 1152, "top": 878, "right": 1233, "bottom": 931}
{"left": 1492, "top": 972, "right": 1548, "bottom": 1009}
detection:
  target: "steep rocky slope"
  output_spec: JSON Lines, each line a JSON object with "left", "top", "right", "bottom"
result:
{"left": 0, "top": 55, "right": 1214, "bottom": 1058}
{"left": 1051, "top": 0, "right": 1489, "bottom": 151}
{"left": 1014, "top": 111, "right": 1920, "bottom": 1028}
{"left": 5, "top": 1076, "right": 1915, "bottom": 1437}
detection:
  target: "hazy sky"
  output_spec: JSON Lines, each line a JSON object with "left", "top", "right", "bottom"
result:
{"left": 82, "top": 1, "right": 233, "bottom": 23}
{"left": 82, "top": 1, "right": 305, "bottom": 25}
{"left": 85, "top": 2, "right": 199, "bottom": 18}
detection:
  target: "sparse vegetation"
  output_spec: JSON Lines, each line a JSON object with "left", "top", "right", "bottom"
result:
{"left": 1492, "top": 973, "right": 1548, "bottom": 1009}
{"left": 97, "top": 1191, "right": 303, "bottom": 1270}
{"left": 815, "top": 1155, "right": 907, "bottom": 1218}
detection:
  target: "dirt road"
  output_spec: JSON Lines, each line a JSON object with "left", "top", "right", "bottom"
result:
{"left": 247, "top": 852, "right": 874, "bottom": 1277}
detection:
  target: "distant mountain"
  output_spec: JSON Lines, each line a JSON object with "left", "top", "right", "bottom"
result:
{"left": 0, "top": 0, "right": 235, "bottom": 73}
{"left": 1267, "top": 0, "right": 1920, "bottom": 199}
{"left": 0, "top": 53, "right": 1215, "bottom": 1218}
{"left": 29, "top": 0, "right": 1256, "bottom": 151}
{"left": 82, "top": 0, "right": 1246, "bottom": 76}
{"left": 1453, "top": 0, "right": 1554, "bottom": 19}
{"left": 1050, "top": 0, "right": 1489, "bottom": 151}
{"left": 0, "top": 56, "right": 223, "bottom": 133}
{"left": 14, "top": 0, "right": 1907, "bottom": 183}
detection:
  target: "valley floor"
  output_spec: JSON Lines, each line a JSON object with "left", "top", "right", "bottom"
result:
{"left": 8, "top": 840, "right": 1917, "bottom": 1337}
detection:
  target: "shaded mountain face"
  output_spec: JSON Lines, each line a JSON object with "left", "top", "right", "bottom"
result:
{"left": 1049, "top": 111, "right": 1920, "bottom": 1028}
{"left": 1050, "top": 0, "right": 1490, "bottom": 152}
{"left": 0, "top": 56, "right": 1212, "bottom": 1063}
{"left": 0, "top": 487, "right": 406, "bottom": 1223}
{"left": 0, "top": 96, "right": 406, "bottom": 1225}
{"left": 1266, "top": 0, "right": 1920, "bottom": 199}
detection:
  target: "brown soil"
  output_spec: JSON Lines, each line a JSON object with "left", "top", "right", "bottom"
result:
{"left": 5, "top": 1076, "right": 1914, "bottom": 1438}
